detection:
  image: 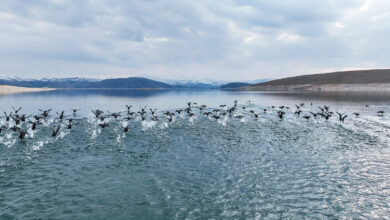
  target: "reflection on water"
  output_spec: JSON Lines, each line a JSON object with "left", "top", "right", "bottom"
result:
{"left": 263, "top": 91, "right": 390, "bottom": 102}
{"left": 0, "top": 89, "right": 390, "bottom": 219}
{"left": 1, "top": 89, "right": 390, "bottom": 115}
{"left": 9, "top": 88, "right": 172, "bottom": 98}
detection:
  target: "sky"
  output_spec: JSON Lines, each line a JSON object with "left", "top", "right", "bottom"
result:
{"left": 0, "top": 0, "right": 389, "bottom": 81}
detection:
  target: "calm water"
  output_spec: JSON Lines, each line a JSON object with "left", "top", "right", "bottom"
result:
{"left": 1, "top": 89, "right": 390, "bottom": 219}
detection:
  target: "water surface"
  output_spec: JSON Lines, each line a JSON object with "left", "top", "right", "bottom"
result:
{"left": 1, "top": 89, "right": 390, "bottom": 219}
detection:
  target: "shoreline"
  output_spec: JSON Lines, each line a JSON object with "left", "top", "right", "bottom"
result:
{"left": 240, "top": 83, "right": 390, "bottom": 92}
{"left": 2, "top": 84, "right": 390, "bottom": 94}
{"left": 0, "top": 85, "right": 54, "bottom": 95}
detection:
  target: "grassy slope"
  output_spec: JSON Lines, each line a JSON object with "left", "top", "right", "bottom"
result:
{"left": 250, "top": 69, "right": 390, "bottom": 87}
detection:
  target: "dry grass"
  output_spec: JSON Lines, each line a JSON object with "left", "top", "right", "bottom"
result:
{"left": 251, "top": 69, "right": 390, "bottom": 87}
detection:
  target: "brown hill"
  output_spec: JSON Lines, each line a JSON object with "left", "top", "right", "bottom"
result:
{"left": 240, "top": 69, "right": 390, "bottom": 92}
{"left": 250, "top": 69, "right": 390, "bottom": 87}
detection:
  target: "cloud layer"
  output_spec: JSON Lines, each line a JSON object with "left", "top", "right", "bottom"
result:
{"left": 0, "top": 0, "right": 389, "bottom": 80}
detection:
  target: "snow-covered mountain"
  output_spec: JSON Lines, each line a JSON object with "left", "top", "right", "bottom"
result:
{"left": 38, "top": 77, "right": 99, "bottom": 82}
{"left": 0, "top": 77, "right": 172, "bottom": 88}
{"left": 0, "top": 76, "right": 273, "bottom": 89}
{"left": 162, "top": 80, "right": 215, "bottom": 89}
{"left": 246, "top": 78, "right": 274, "bottom": 84}
{"left": 162, "top": 78, "right": 273, "bottom": 87}
{"left": 0, "top": 77, "right": 100, "bottom": 88}
{"left": 161, "top": 79, "right": 232, "bottom": 88}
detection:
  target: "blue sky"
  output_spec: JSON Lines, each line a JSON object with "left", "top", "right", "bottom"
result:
{"left": 0, "top": 0, "right": 389, "bottom": 81}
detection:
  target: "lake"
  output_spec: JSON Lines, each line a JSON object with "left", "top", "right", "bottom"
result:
{"left": 1, "top": 89, "right": 390, "bottom": 219}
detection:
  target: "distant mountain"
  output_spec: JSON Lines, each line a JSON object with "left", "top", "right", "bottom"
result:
{"left": 0, "top": 77, "right": 172, "bottom": 89}
{"left": 219, "top": 82, "right": 251, "bottom": 89}
{"left": 252, "top": 69, "right": 390, "bottom": 86}
{"left": 0, "top": 76, "right": 273, "bottom": 89}
{"left": 86, "top": 77, "right": 172, "bottom": 89}
{"left": 161, "top": 79, "right": 219, "bottom": 88}
{"left": 161, "top": 79, "right": 229, "bottom": 87}
{"left": 173, "top": 83, "right": 217, "bottom": 89}
{"left": 171, "top": 82, "right": 217, "bottom": 89}
{"left": 0, "top": 77, "right": 98, "bottom": 88}
{"left": 246, "top": 78, "right": 273, "bottom": 84}
{"left": 241, "top": 69, "right": 390, "bottom": 92}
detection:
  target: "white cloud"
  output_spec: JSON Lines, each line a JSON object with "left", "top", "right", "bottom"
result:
{"left": 0, "top": 0, "right": 388, "bottom": 80}
{"left": 277, "top": 33, "right": 302, "bottom": 42}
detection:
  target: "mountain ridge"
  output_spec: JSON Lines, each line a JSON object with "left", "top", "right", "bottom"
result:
{"left": 241, "top": 69, "right": 390, "bottom": 92}
{"left": 219, "top": 82, "right": 251, "bottom": 89}
{"left": 0, "top": 76, "right": 271, "bottom": 89}
{"left": 250, "top": 69, "right": 390, "bottom": 86}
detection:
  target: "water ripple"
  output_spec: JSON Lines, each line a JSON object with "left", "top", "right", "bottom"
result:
{"left": 0, "top": 103, "right": 390, "bottom": 219}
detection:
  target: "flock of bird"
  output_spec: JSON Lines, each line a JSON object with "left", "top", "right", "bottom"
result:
{"left": 0, "top": 101, "right": 386, "bottom": 141}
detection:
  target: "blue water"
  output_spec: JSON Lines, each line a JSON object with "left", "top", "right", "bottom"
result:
{"left": 1, "top": 89, "right": 390, "bottom": 219}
